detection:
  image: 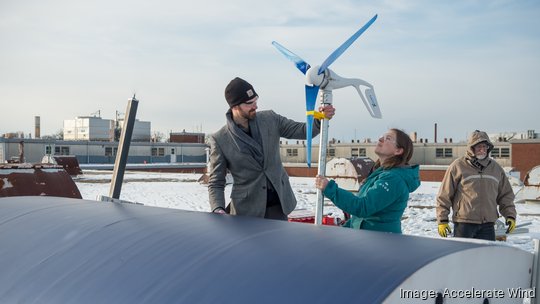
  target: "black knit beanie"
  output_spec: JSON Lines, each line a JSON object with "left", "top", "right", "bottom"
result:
{"left": 224, "top": 77, "right": 258, "bottom": 108}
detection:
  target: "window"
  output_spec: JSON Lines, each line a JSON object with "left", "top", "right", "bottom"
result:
{"left": 359, "top": 148, "right": 366, "bottom": 157}
{"left": 436, "top": 148, "right": 452, "bottom": 158}
{"left": 492, "top": 147, "right": 510, "bottom": 158}
{"left": 151, "top": 147, "right": 165, "bottom": 156}
{"left": 54, "top": 146, "right": 70, "bottom": 155}
{"left": 105, "top": 147, "right": 117, "bottom": 156}
{"left": 45, "top": 146, "right": 52, "bottom": 154}
{"left": 328, "top": 148, "right": 335, "bottom": 157}
{"left": 286, "top": 148, "right": 298, "bottom": 157}
{"left": 351, "top": 148, "right": 366, "bottom": 157}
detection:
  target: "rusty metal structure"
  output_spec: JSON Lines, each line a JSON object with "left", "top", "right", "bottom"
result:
{"left": 0, "top": 164, "right": 82, "bottom": 198}
{"left": 52, "top": 156, "right": 83, "bottom": 176}
{"left": 42, "top": 155, "right": 83, "bottom": 176}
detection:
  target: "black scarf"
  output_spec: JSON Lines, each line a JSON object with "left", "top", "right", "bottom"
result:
{"left": 468, "top": 156, "right": 491, "bottom": 172}
{"left": 226, "top": 110, "right": 264, "bottom": 167}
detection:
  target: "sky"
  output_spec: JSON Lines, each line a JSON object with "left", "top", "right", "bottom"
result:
{"left": 1, "top": 0, "right": 539, "bottom": 142}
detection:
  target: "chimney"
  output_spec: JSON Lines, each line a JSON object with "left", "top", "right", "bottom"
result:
{"left": 434, "top": 123, "right": 438, "bottom": 143}
{"left": 410, "top": 132, "right": 417, "bottom": 143}
{"left": 35, "top": 116, "right": 41, "bottom": 139}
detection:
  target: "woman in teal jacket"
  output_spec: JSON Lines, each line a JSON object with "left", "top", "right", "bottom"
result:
{"left": 315, "top": 129, "right": 420, "bottom": 233}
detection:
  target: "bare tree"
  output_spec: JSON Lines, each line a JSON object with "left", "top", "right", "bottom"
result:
{"left": 41, "top": 129, "right": 64, "bottom": 140}
{"left": 151, "top": 131, "right": 165, "bottom": 143}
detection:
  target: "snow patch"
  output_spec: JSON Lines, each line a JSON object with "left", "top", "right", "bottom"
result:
{"left": 1, "top": 178, "right": 13, "bottom": 190}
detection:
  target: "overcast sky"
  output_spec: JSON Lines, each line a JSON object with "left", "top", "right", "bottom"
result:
{"left": 1, "top": 0, "right": 539, "bottom": 142}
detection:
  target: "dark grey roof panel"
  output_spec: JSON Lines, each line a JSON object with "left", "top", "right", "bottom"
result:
{"left": 0, "top": 196, "right": 486, "bottom": 303}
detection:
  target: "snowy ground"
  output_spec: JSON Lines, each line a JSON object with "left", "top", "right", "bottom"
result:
{"left": 75, "top": 170, "right": 540, "bottom": 254}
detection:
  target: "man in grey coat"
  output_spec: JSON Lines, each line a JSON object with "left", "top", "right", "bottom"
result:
{"left": 208, "top": 77, "right": 335, "bottom": 220}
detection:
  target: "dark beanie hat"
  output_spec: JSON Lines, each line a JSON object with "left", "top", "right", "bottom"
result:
{"left": 224, "top": 77, "right": 258, "bottom": 108}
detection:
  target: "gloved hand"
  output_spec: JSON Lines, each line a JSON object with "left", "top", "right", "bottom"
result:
{"left": 311, "top": 110, "right": 326, "bottom": 120}
{"left": 310, "top": 105, "right": 336, "bottom": 120}
{"left": 506, "top": 217, "right": 516, "bottom": 234}
{"left": 212, "top": 207, "right": 227, "bottom": 214}
{"left": 438, "top": 222, "right": 452, "bottom": 237}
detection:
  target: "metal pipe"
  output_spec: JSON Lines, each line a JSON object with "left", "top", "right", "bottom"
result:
{"left": 109, "top": 95, "right": 139, "bottom": 199}
{"left": 315, "top": 90, "right": 333, "bottom": 225}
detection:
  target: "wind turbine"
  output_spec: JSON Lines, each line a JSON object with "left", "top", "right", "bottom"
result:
{"left": 272, "top": 14, "right": 382, "bottom": 225}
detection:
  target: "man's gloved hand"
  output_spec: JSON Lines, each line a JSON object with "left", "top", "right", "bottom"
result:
{"left": 212, "top": 207, "right": 227, "bottom": 214}
{"left": 438, "top": 222, "right": 452, "bottom": 237}
{"left": 506, "top": 217, "right": 516, "bottom": 234}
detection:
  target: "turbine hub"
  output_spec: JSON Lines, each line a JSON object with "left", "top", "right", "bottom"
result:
{"left": 306, "top": 65, "right": 326, "bottom": 87}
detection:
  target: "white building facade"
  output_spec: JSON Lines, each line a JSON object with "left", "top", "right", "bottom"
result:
{"left": 63, "top": 116, "right": 151, "bottom": 142}
{"left": 64, "top": 116, "right": 113, "bottom": 141}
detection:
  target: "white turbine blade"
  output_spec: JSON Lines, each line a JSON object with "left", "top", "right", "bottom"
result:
{"left": 354, "top": 84, "right": 382, "bottom": 118}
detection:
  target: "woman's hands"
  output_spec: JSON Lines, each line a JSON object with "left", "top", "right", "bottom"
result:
{"left": 315, "top": 175, "right": 329, "bottom": 191}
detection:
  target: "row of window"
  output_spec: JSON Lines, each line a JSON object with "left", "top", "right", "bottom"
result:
{"left": 491, "top": 148, "right": 510, "bottom": 158}
{"left": 435, "top": 147, "right": 510, "bottom": 159}
{"left": 285, "top": 147, "right": 510, "bottom": 159}
{"left": 47, "top": 146, "right": 511, "bottom": 159}
{"left": 286, "top": 148, "right": 367, "bottom": 157}
{"left": 151, "top": 147, "right": 165, "bottom": 157}
{"left": 48, "top": 146, "right": 70, "bottom": 155}
{"left": 49, "top": 146, "right": 171, "bottom": 157}
{"left": 435, "top": 148, "right": 453, "bottom": 158}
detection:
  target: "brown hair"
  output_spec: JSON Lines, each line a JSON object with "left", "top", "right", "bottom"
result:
{"left": 374, "top": 128, "right": 414, "bottom": 170}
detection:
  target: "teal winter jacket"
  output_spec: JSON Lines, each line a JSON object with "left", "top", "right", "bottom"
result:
{"left": 323, "top": 165, "right": 420, "bottom": 233}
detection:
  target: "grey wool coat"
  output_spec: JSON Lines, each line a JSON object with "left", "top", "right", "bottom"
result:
{"left": 208, "top": 110, "right": 320, "bottom": 217}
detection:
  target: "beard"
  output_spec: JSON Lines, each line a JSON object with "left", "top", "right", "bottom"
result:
{"left": 476, "top": 153, "right": 487, "bottom": 160}
{"left": 240, "top": 109, "right": 257, "bottom": 120}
